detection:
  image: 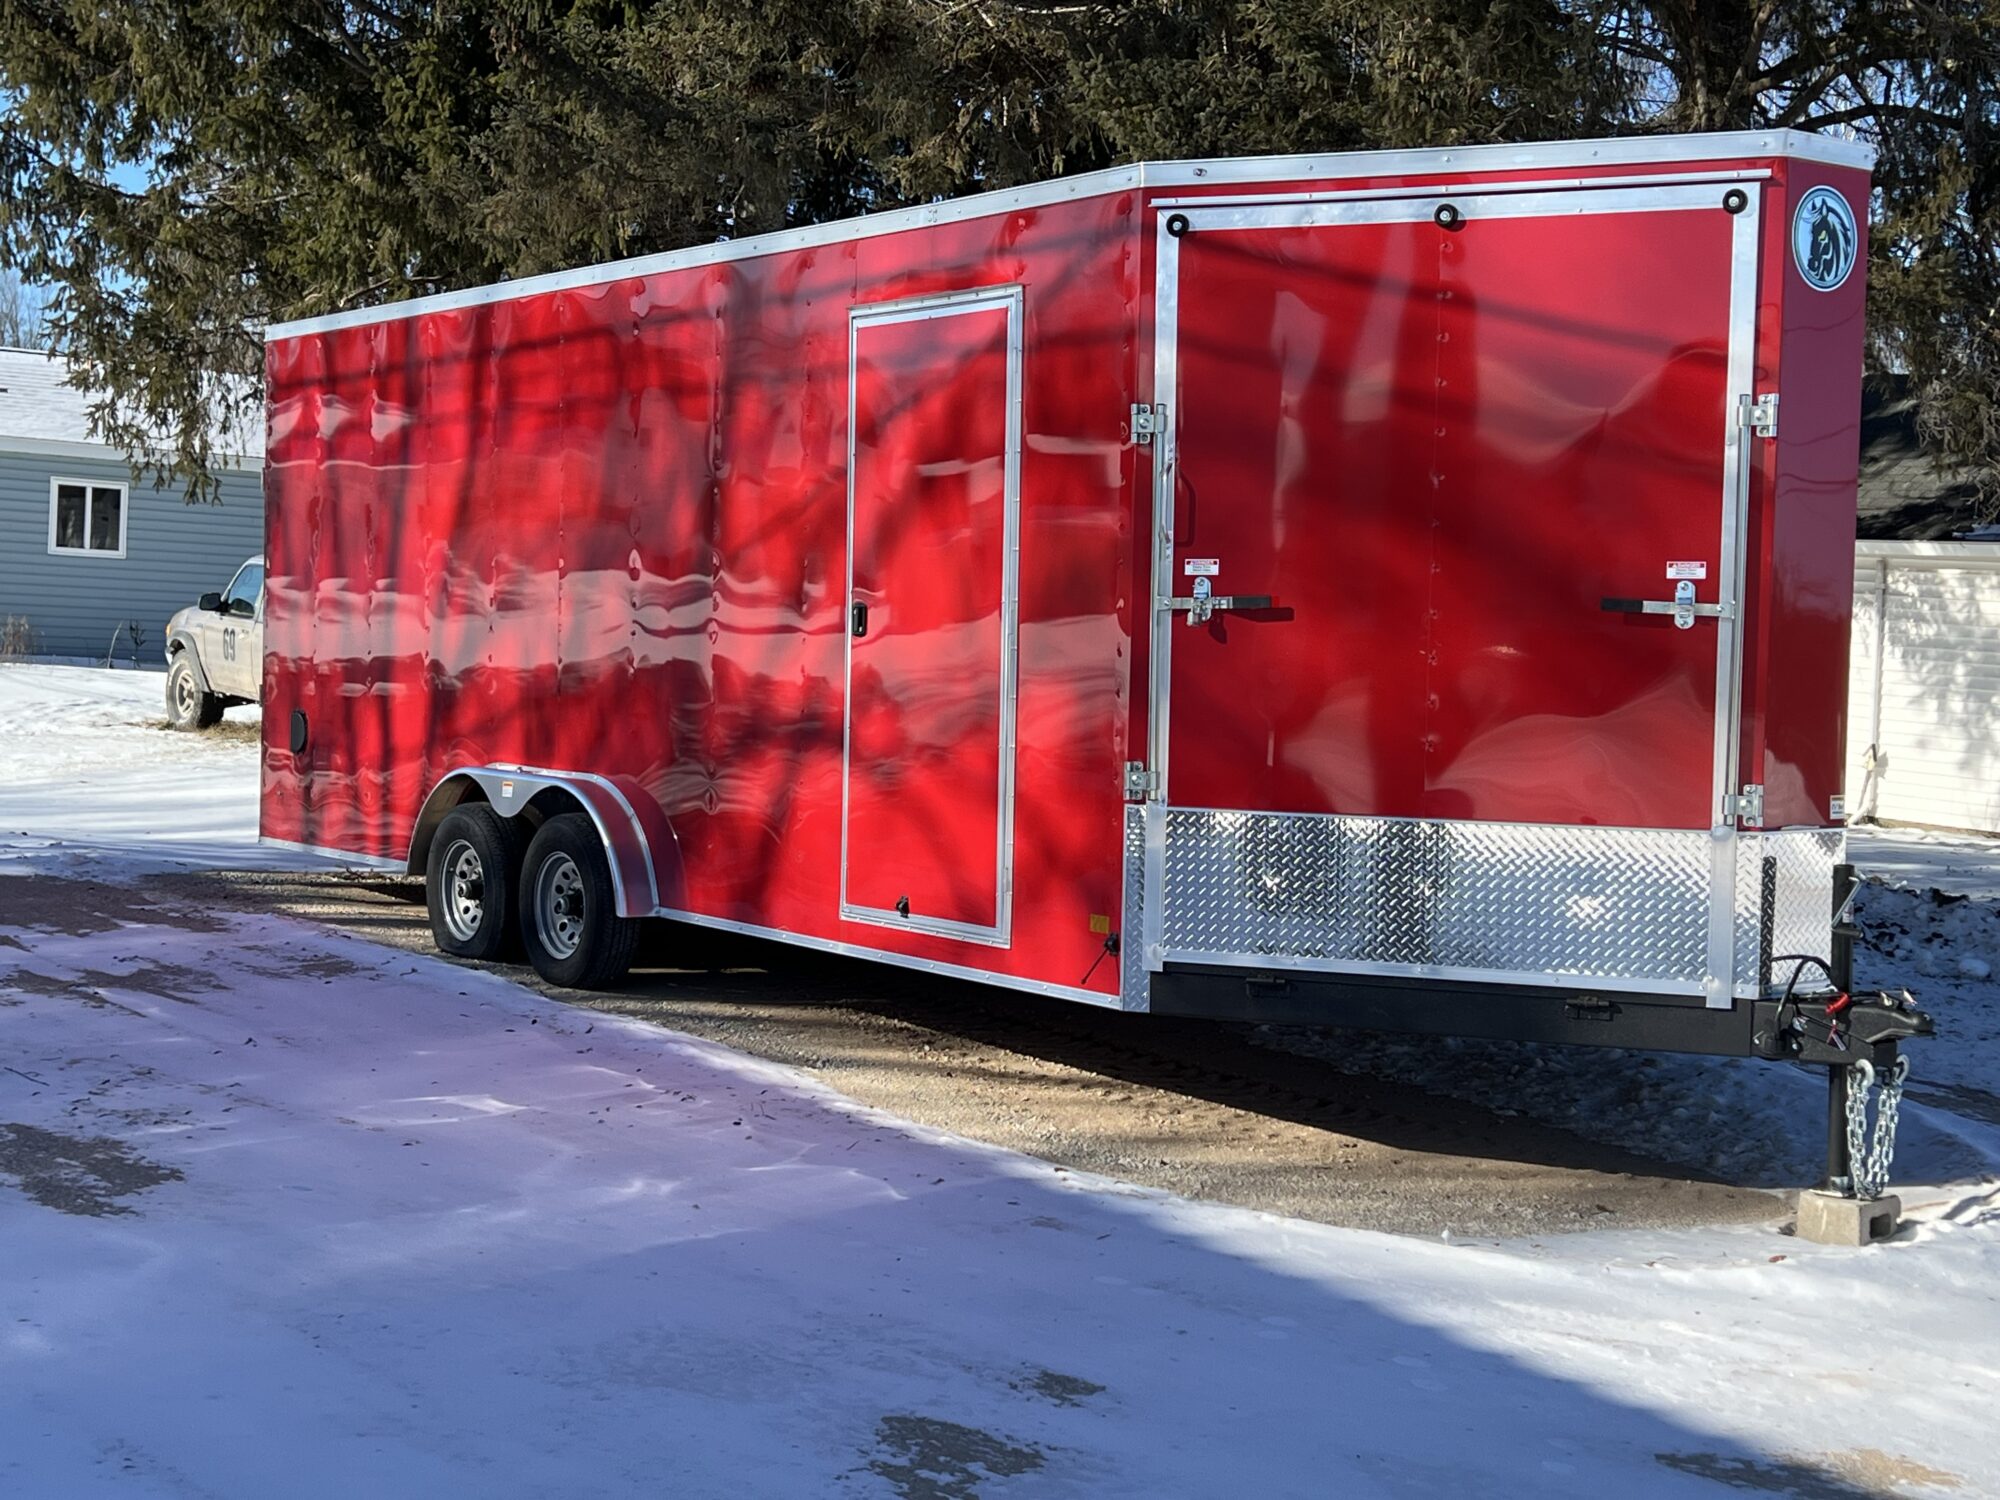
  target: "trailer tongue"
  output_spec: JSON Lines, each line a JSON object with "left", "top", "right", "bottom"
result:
{"left": 260, "top": 130, "right": 1929, "bottom": 1227}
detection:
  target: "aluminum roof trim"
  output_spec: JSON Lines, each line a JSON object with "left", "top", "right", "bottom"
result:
{"left": 265, "top": 130, "right": 1875, "bottom": 341}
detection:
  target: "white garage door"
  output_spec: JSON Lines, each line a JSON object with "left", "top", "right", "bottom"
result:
{"left": 1848, "top": 542, "right": 2000, "bottom": 834}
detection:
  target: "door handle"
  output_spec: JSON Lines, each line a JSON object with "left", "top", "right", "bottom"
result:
{"left": 1161, "top": 593, "right": 1273, "bottom": 625}
{"left": 850, "top": 601, "right": 869, "bottom": 638}
{"left": 1600, "top": 580, "right": 1729, "bottom": 631}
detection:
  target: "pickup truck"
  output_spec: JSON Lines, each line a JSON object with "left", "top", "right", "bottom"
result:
{"left": 163, "top": 556, "right": 264, "bottom": 729}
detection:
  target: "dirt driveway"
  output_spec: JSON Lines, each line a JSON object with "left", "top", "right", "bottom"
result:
{"left": 157, "top": 868, "right": 1784, "bottom": 1239}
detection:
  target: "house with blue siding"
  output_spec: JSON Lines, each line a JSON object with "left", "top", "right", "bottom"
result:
{"left": 0, "top": 346, "right": 264, "bottom": 663}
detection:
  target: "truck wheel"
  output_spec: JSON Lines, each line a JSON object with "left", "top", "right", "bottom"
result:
{"left": 518, "top": 813, "right": 638, "bottom": 989}
{"left": 166, "top": 656, "right": 224, "bottom": 729}
{"left": 426, "top": 805, "right": 528, "bottom": 961}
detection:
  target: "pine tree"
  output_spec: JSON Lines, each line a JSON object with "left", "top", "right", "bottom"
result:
{"left": 1, "top": 1, "right": 1993, "bottom": 507}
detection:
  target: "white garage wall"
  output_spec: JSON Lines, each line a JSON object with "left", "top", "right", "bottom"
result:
{"left": 1847, "top": 541, "right": 2000, "bottom": 834}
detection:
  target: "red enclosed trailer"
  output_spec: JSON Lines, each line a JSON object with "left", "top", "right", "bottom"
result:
{"left": 261, "top": 129, "right": 1916, "bottom": 1063}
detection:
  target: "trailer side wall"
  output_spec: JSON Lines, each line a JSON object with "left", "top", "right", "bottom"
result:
{"left": 263, "top": 195, "right": 1144, "bottom": 997}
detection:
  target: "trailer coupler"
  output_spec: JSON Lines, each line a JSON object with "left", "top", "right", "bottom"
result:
{"left": 1751, "top": 986, "right": 1934, "bottom": 1068}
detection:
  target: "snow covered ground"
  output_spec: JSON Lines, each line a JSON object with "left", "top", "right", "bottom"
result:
{"left": 5, "top": 871, "right": 1999, "bottom": 1498}
{"left": 0, "top": 663, "right": 331, "bottom": 874}
{"left": 3, "top": 661, "right": 1999, "bottom": 1497}
{"left": 1851, "top": 825, "right": 2000, "bottom": 902}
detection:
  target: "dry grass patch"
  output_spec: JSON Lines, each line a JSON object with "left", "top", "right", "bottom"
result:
{"left": 149, "top": 717, "right": 262, "bottom": 744}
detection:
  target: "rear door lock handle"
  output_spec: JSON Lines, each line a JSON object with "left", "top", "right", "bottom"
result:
{"left": 1601, "top": 580, "right": 1728, "bottom": 630}
{"left": 1162, "top": 593, "right": 1274, "bottom": 626}
{"left": 850, "top": 601, "right": 869, "bottom": 638}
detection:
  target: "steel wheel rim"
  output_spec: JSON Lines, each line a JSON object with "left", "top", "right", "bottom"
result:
{"left": 440, "top": 839, "right": 485, "bottom": 942}
{"left": 535, "top": 853, "right": 585, "bottom": 960}
{"left": 173, "top": 666, "right": 196, "bottom": 719}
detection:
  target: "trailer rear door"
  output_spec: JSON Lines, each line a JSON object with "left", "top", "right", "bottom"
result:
{"left": 1149, "top": 182, "right": 1759, "bottom": 833}
{"left": 842, "top": 289, "right": 1023, "bottom": 943}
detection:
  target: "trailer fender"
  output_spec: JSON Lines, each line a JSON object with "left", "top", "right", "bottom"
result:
{"left": 406, "top": 767, "right": 682, "bottom": 919}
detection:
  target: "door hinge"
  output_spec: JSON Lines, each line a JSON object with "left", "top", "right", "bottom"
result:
{"left": 1123, "top": 761, "right": 1159, "bottom": 800}
{"left": 1728, "top": 783, "right": 1766, "bottom": 828}
{"left": 1741, "top": 392, "right": 1779, "bottom": 438}
{"left": 1130, "top": 402, "right": 1163, "bottom": 446}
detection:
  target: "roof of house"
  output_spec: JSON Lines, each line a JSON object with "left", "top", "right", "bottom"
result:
{"left": 1858, "top": 379, "right": 1987, "bottom": 541}
{"left": 0, "top": 346, "right": 263, "bottom": 462}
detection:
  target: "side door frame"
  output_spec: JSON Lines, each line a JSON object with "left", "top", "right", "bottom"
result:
{"left": 838, "top": 284, "right": 1027, "bottom": 946}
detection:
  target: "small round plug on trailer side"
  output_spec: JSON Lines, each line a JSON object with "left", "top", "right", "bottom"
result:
{"left": 425, "top": 805, "right": 529, "bottom": 961}
{"left": 518, "top": 812, "right": 638, "bottom": 990}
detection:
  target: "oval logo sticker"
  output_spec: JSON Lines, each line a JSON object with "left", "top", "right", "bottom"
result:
{"left": 1792, "top": 186, "right": 1858, "bottom": 292}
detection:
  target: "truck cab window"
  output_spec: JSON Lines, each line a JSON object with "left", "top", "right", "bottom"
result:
{"left": 223, "top": 562, "right": 265, "bottom": 617}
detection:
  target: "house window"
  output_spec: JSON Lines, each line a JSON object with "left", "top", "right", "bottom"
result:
{"left": 48, "top": 479, "right": 128, "bottom": 558}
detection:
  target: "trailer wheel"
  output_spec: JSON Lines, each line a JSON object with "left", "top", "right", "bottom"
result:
{"left": 426, "top": 805, "right": 528, "bottom": 961}
{"left": 165, "top": 656, "right": 224, "bottom": 730}
{"left": 518, "top": 813, "right": 638, "bottom": 989}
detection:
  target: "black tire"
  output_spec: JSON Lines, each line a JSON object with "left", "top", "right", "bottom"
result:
{"left": 426, "top": 804, "right": 529, "bottom": 961}
{"left": 518, "top": 812, "right": 638, "bottom": 989}
{"left": 165, "top": 654, "right": 224, "bottom": 730}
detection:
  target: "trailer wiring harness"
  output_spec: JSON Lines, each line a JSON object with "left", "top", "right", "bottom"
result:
{"left": 1768, "top": 954, "right": 1856, "bottom": 1056}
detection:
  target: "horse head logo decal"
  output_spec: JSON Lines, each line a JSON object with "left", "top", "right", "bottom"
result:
{"left": 1792, "top": 187, "right": 1858, "bottom": 292}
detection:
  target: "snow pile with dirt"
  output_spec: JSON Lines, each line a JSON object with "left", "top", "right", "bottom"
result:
{"left": 2, "top": 881, "right": 1996, "bottom": 1499}
{"left": 1850, "top": 872, "right": 2000, "bottom": 1139}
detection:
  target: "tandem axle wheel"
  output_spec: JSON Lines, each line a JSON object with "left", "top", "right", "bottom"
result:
{"left": 517, "top": 813, "right": 638, "bottom": 990}
{"left": 422, "top": 802, "right": 638, "bottom": 990}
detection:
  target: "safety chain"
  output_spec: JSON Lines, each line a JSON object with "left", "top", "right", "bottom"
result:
{"left": 1843, "top": 1054, "right": 1911, "bottom": 1200}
